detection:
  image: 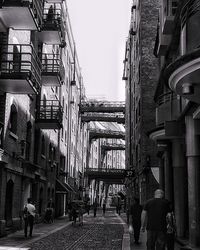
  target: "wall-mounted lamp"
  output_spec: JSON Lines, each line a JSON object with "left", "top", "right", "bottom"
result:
{"left": 182, "top": 83, "right": 194, "bottom": 95}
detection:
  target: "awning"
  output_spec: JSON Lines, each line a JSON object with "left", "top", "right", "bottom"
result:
{"left": 56, "top": 179, "right": 73, "bottom": 194}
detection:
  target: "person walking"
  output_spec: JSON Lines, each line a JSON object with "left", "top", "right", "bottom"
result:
{"left": 23, "top": 198, "right": 36, "bottom": 238}
{"left": 86, "top": 203, "right": 90, "bottom": 215}
{"left": 130, "top": 197, "right": 143, "bottom": 244}
{"left": 166, "top": 204, "right": 176, "bottom": 250}
{"left": 93, "top": 200, "right": 98, "bottom": 217}
{"left": 103, "top": 200, "right": 106, "bottom": 215}
{"left": 141, "top": 189, "right": 171, "bottom": 250}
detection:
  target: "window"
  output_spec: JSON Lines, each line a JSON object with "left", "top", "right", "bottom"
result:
{"left": 9, "top": 104, "right": 18, "bottom": 134}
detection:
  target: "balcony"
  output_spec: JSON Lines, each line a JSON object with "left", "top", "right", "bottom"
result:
{"left": 0, "top": 0, "right": 43, "bottom": 31}
{"left": 39, "top": 6, "right": 64, "bottom": 44}
{"left": 165, "top": 48, "right": 200, "bottom": 104}
{"left": 41, "top": 53, "right": 64, "bottom": 86}
{"left": 36, "top": 100, "right": 63, "bottom": 129}
{"left": 156, "top": 92, "right": 181, "bottom": 126}
{"left": 0, "top": 44, "right": 41, "bottom": 94}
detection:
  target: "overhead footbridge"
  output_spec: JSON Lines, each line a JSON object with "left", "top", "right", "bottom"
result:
{"left": 81, "top": 113, "right": 125, "bottom": 124}
{"left": 89, "top": 128, "right": 125, "bottom": 141}
{"left": 79, "top": 101, "right": 125, "bottom": 113}
{"left": 101, "top": 143, "right": 125, "bottom": 152}
{"left": 85, "top": 168, "right": 126, "bottom": 184}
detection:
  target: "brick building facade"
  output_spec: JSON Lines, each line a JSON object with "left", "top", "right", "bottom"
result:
{"left": 0, "top": 0, "right": 88, "bottom": 236}
{"left": 123, "top": 0, "right": 159, "bottom": 205}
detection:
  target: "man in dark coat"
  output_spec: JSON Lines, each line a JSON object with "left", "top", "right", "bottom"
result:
{"left": 141, "top": 189, "right": 171, "bottom": 250}
{"left": 130, "top": 197, "right": 143, "bottom": 244}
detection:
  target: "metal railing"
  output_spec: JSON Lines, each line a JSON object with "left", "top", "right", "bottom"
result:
{"left": 36, "top": 100, "right": 63, "bottom": 123}
{"left": 32, "top": 0, "right": 44, "bottom": 27}
{"left": 42, "top": 7, "right": 64, "bottom": 32}
{"left": 0, "top": 44, "right": 41, "bottom": 92}
{"left": 41, "top": 53, "right": 64, "bottom": 78}
{"left": 156, "top": 92, "right": 178, "bottom": 106}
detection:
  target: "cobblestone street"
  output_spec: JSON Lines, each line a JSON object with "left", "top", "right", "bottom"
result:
{"left": 0, "top": 209, "right": 128, "bottom": 250}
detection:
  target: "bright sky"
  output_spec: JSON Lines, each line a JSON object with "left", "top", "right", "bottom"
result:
{"left": 67, "top": 0, "right": 132, "bottom": 101}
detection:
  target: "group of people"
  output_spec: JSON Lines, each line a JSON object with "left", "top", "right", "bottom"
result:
{"left": 129, "top": 189, "right": 176, "bottom": 250}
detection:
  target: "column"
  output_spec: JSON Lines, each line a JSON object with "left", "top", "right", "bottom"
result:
{"left": 185, "top": 116, "right": 200, "bottom": 247}
{"left": 172, "top": 139, "right": 187, "bottom": 237}
{"left": 158, "top": 153, "right": 165, "bottom": 190}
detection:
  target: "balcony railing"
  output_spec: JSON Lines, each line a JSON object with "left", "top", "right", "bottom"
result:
{"left": 0, "top": 0, "right": 43, "bottom": 30}
{"left": 0, "top": 44, "right": 41, "bottom": 94}
{"left": 156, "top": 92, "right": 182, "bottom": 126}
{"left": 36, "top": 100, "right": 63, "bottom": 129}
{"left": 41, "top": 53, "right": 64, "bottom": 86}
{"left": 40, "top": 6, "right": 64, "bottom": 44}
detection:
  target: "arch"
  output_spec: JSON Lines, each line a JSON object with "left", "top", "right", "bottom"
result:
{"left": 5, "top": 179, "right": 14, "bottom": 226}
{"left": 9, "top": 104, "right": 18, "bottom": 134}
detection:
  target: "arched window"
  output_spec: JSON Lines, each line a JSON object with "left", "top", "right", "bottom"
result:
{"left": 9, "top": 104, "right": 18, "bottom": 134}
{"left": 41, "top": 136, "right": 45, "bottom": 156}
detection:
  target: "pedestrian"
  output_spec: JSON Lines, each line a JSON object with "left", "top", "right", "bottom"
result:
{"left": 141, "top": 189, "right": 171, "bottom": 250}
{"left": 93, "top": 200, "right": 98, "bottom": 217}
{"left": 44, "top": 198, "right": 54, "bottom": 223}
{"left": 130, "top": 197, "right": 143, "bottom": 244}
{"left": 166, "top": 203, "right": 176, "bottom": 250}
{"left": 86, "top": 203, "right": 90, "bottom": 215}
{"left": 118, "top": 203, "right": 121, "bottom": 215}
{"left": 103, "top": 200, "right": 106, "bottom": 215}
{"left": 23, "top": 198, "right": 36, "bottom": 238}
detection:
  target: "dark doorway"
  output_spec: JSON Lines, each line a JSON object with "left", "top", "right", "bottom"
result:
{"left": 5, "top": 179, "right": 14, "bottom": 227}
{"left": 39, "top": 187, "right": 43, "bottom": 215}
